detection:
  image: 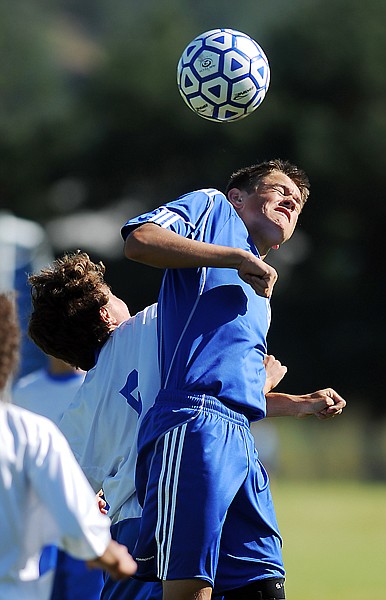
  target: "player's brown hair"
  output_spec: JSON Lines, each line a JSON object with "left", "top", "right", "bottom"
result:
{"left": 225, "top": 158, "right": 310, "bottom": 207}
{"left": 0, "top": 293, "right": 20, "bottom": 393}
{"left": 28, "top": 251, "right": 111, "bottom": 371}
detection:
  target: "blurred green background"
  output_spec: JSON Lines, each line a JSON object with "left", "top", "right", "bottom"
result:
{"left": 272, "top": 478, "right": 386, "bottom": 600}
{"left": 2, "top": 0, "right": 386, "bottom": 472}
{"left": 1, "top": 0, "right": 385, "bottom": 516}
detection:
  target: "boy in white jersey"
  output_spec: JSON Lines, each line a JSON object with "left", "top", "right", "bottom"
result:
{"left": 0, "top": 292, "right": 136, "bottom": 600}
{"left": 122, "top": 159, "right": 346, "bottom": 600}
{"left": 28, "top": 251, "right": 162, "bottom": 600}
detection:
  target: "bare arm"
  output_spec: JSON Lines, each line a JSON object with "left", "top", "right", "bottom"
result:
{"left": 124, "top": 223, "right": 277, "bottom": 297}
{"left": 86, "top": 539, "right": 137, "bottom": 580}
{"left": 266, "top": 388, "right": 346, "bottom": 420}
{"left": 262, "top": 355, "right": 346, "bottom": 419}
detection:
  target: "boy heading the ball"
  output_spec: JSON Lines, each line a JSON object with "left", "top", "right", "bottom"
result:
{"left": 122, "top": 158, "right": 346, "bottom": 600}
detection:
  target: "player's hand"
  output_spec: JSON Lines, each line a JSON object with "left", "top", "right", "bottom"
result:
{"left": 87, "top": 540, "right": 137, "bottom": 580}
{"left": 96, "top": 489, "right": 108, "bottom": 515}
{"left": 296, "top": 388, "right": 346, "bottom": 420}
{"left": 263, "top": 355, "right": 288, "bottom": 394}
{"left": 237, "top": 255, "right": 277, "bottom": 298}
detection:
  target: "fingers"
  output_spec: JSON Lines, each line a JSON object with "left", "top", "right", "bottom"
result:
{"left": 263, "top": 354, "right": 288, "bottom": 394}
{"left": 315, "top": 409, "right": 341, "bottom": 420}
{"left": 323, "top": 388, "right": 346, "bottom": 411}
{"left": 96, "top": 489, "right": 108, "bottom": 514}
{"left": 300, "top": 388, "right": 346, "bottom": 420}
{"left": 329, "top": 390, "right": 346, "bottom": 410}
{"left": 109, "top": 549, "right": 137, "bottom": 580}
{"left": 238, "top": 256, "right": 277, "bottom": 297}
{"left": 314, "top": 388, "right": 346, "bottom": 420}
{"left": 87, "top": 540, "right": 137, "bottom": 580}
{"left": 241, "top": 274, "right": 275, "bottom": 298}
{"left": 263, "top": 354, "right": 275, "bottom": 366}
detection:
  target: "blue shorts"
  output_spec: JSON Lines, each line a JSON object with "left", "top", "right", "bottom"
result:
{"left": 50, "top": 551, "right": 103, "bottom": 600}
{"left": 134, "top": 391, "right": 285, "bottom": 595}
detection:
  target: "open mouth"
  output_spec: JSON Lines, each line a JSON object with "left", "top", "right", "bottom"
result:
{"left": 274, "top": 207, "right": 291, "bottom": 222}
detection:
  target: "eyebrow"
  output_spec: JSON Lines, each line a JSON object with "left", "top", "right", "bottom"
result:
{"left": 261, "top": 181, "right": 302, "bottom": 204}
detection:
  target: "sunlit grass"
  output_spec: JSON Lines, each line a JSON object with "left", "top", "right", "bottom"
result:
{"left": 272, "top": 480, "right": 386, "bottom": 600}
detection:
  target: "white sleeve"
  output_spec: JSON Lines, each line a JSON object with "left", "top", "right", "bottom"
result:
{"left": 27, "top": 415, "right": 111, "bottom": 560}
{"left": 58, "top": 382, "right": 106, "bottom": 493}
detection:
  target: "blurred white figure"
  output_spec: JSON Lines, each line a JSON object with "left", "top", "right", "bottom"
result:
{"left": 13, "top": 356, "right": 85, "bottom": 425}
{"left": 0, "top": 211, "right": 52, "bottom": 377}
{"left": 13, "top": 356, "right": 106, "bottom": 600}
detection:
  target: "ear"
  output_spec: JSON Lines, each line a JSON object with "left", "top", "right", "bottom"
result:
{"left": 227, "top": 188, "right": 245, "bottom": 211}
{"left": 100, "top": 306, "right": 116, "bottom": 327}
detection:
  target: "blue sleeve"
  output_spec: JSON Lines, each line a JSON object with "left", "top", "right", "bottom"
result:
{"left": 121, "top": 189, "right": 221, "bottom": 240}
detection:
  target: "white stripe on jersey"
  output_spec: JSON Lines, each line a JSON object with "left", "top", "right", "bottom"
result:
{"left": 148, "top": 208, "right": 183, "bottom": 229}
{"left": 160, "top": 214, "right": 182, "bottom": 229}
{"left": 156, "top": 423, "right": 187, "bottom": 580}
{"left": 149, "top": 190, "right": 219, "bottom": 233}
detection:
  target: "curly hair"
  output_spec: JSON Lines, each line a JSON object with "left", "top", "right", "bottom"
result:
{"left": 224, "top": 159, "right": 310, "bottom": 207}
{"left": 28, "top": 251, "right": 111, "bottom": 371}
{"left": 0, "top": 293, "right": 20, "bottom": 393}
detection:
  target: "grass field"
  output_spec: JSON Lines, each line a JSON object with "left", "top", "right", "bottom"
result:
{"left": 271, "top": 479, "right": 386, "bottom": 600}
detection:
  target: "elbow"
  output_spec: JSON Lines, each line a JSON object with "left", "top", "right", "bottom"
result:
{"left": 124, "top": 224, "right": 156, "bottom": 262}
{"left": 124, "top": 231, "right": 143, "bottom": 261}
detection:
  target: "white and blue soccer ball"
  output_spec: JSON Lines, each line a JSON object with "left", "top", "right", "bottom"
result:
{"left": 177, "top": 28, "right": 270, "bottom": 123}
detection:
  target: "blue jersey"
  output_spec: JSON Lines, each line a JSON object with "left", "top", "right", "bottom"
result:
{"left": 122, "top": 189, "right": 270, "bottom": 421}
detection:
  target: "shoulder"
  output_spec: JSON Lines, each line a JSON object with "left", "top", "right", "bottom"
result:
{"left": 172, "top": 188, "right": 226, "bottom": 210}
{"left": 122, "top": 189, "right": 228, "bottom": 239}
{"left": 113, "top": 303, "right": 157, "bottom": 338}
{"left": 4, "top": 403, "right": 63, "bottom": 447}
{"left": 107, "top": 306, "right": 158, "bottom": 367}
{"left": 168, "top": 188, "right": 232, "bottom": 230}
{"left": 88, "top": 303, "right": 158, "bottom": 380}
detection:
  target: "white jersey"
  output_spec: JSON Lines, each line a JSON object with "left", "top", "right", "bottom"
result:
{"left": 0, "top": 403, "right": 111, "bottom": 600}
{"left": 59, "top": 303, "right": 159, "bottom": 525}
{"left": 12, "top": 369, "right": 85, "bottom": 425}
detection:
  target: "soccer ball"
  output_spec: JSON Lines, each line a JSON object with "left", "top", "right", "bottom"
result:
{"left": 176, "top": 28, "right": 270, "bottom": 123}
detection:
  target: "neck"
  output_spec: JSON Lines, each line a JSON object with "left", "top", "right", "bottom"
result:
{"left": 254, "top": 241, "right": 271, "bottom": 260}
{"left": 48, "top": 357, "right": 79, "bottom": 376}
{"left": 253, "top": 236, "right": 280, "bottom": 260}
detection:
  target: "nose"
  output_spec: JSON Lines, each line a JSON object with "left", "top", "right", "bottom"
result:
{"left": 280, "top": 197, "right": 296, "bottom": 211}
